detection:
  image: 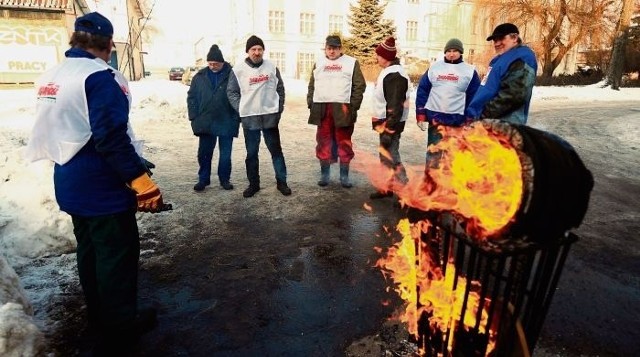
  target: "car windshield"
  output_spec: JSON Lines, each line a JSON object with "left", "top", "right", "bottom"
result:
{"left": 170, "top": 67, "right": 184, "bottom": 72}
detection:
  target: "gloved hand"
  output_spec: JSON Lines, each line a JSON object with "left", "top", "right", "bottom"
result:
{"left": 372, "top": 117, "right": 386, "bottom": 133}
{"left": 416, "top": 114, "right": 428, "bottom": 131}
{"left": 129, "top": 173, "right": 164, "bottom": 213}
{"left": 141, "top": 157, "right": 155, "bottom": 176}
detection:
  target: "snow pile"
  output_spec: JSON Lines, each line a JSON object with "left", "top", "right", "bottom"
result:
{"left": 0, "top": 256, "right": 44, "bottom": 356}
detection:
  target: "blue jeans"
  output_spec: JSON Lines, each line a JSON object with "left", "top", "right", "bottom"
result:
{"left": 198, "top": 134, "right": 234, "bottom": 185}
{"left": 243, "top": 127, "right": 287, "bottom": 186}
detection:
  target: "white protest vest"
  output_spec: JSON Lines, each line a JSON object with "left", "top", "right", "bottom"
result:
{"left": 25, "top": 57, "right": 140, "bottom": 165}
{"left": 424, "top": 60, "right": 476, "bottom": 115}
{"left": 233, "top": 60, "right": 280, "bottom": 117}
{"left": 372, "top": 64, "right": 410, "bottom": 122}
{"left": 312, "top": 55, "right": 356, "bottom": 103}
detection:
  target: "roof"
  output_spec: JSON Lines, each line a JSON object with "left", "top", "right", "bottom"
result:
{"left": 0, "top": 0, "right": 78, "bottom": 10}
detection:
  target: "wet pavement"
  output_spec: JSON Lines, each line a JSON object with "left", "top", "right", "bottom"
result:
{"left": 22, "top": 100, "right": 640, "bottom": 356}
{"left": 131, "top": 192, "right": 405, "bottom": 356}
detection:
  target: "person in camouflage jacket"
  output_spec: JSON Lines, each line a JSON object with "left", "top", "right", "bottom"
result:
{"left": 466, "top": 23, "right": 537, "bottom": 124}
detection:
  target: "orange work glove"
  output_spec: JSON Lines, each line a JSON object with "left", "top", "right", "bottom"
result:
{"left": 129, "top": 173, "right": 164, "bottom": 213}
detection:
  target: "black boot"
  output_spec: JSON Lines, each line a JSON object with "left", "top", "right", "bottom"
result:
{"left": 243, "top": 184, "right": 261, "bottom": 198}
{"left": 318, "top": 162, "right": 330, "bottom": 187}
{"left": 340, "top": 163, "right": 352, "bottom": 188}
{"left": 276, "top": 180, "right": 292, "bottom": 196}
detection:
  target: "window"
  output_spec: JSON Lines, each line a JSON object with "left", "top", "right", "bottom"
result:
{"left": 472, "top": 15, "right": 479, "bottom": 35}
{"left": 329, "top": 15, "right": 343, "bottom": 34}
{"left": 427, "top": 3, "right": 454, "bottom": 42}
{"left": 269, "top": 10, "right": 285, "bottom": 33}
{"left": 406, "top": 21, "right": 418, "bottom": 41}
{"left": 270, "top": 52, "right": 286, "bottom": 75}
{"left": 300, "top": 13, "right": 315, "bottom": 35}
{"left": 297, "top": 52, "right": 315, "bottom": 80}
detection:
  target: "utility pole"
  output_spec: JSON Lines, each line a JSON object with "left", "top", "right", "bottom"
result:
{"left": 194, "top": 37, "right": 204, "bottom": 65}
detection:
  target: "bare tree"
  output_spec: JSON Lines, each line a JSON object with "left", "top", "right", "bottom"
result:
{"left": 474, "top": 0, "right": 617, "bottom": 77}
{"left": 605, "top": 0, "right": 635, "bottom": 89}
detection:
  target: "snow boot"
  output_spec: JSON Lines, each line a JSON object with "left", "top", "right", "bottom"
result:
{"left": 318, "top": 162, "right": 330, "bottom": 187}
{"left": 340, "top": 163, "right": 352, "bottom": 188}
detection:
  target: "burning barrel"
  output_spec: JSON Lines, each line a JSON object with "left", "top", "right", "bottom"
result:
{"left": 377, "top": 119, "right": 594, "bottom": 356}
{"left": 400, "top": 119, "right": 594, "bottom": 242}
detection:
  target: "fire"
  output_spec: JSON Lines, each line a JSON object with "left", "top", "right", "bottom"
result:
{"left": 377, "top": 219, "right": 496, "bottom": 355}
{"left": 370, "top": 122, "right": 524, "bottom": 355}
{"left": 361, "top": 122, "right": 524, "bottom": 237}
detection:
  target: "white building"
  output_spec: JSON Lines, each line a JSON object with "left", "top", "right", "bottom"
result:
{"left": 225, "top": 0, "right": 484, "bottom": 80}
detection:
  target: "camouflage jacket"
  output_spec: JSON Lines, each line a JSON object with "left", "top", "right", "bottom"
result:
{"left": 466, "top": 45, "right": 537, "bottom": 124}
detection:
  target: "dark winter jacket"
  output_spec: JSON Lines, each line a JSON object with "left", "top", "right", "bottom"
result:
{"left": 306, "top": 58, "right": 366, "bottom": 127}
{"left": 187, "top": 63, "right": 239, "bottom": 137}
{"left": 382, "top": 59, "right": 409, "bottom": 132}
{"left": 226, "top": 58, "right": 285, "bottom": 130}
{"left": 53, "top": 48, "right": 146, "bottom": 216}
{"left": 466, "top": 44, "right": 537, "bottom": 124}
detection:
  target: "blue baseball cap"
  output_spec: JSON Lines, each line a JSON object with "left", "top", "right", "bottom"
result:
{"left": 74, "top": 12, "right": 114, "bottom": 37}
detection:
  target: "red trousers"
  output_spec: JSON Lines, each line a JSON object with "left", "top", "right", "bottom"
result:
{"left": 316, "top": 106, "right": 354, "bottom": 164}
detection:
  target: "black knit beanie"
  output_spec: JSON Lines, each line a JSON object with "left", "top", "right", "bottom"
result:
{"left": 245, "top": 35, "right": 265, "bottom": 52}
{"left": 206, "top": 45, "right": 224, "bottom": 62}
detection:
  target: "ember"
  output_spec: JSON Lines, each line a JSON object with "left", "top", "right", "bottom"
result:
{"left": 373, "top": 120, "right": 593, "bottom": 356}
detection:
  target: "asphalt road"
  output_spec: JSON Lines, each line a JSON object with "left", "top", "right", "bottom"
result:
{"left": 35, "top": 98, "right": 640, "bottom": 357}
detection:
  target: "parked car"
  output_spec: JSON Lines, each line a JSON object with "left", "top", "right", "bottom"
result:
{"left": 182, "top": 66, "right": 203, "bottom": 86}
{"left": 168, "top": 67, "right": 184, "bottom": 81}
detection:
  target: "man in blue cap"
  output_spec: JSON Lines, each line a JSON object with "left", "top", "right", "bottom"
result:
{"left": 466, "top": 23, "right": 538, "bottom": 124}
{"left": 25, "top": 11, "right": 162, "bottom": 354}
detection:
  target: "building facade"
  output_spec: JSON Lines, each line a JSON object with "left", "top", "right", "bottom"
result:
{"left": 0, "top": 0, "right": 147, "bottom": 83}
{"left": 0, "top": 0, "right": 91, "bottom": 83}
{"left": 225, "top": 0, "right": 583, "bottom": 80}
{"left": 92, "top": 0, "right": 147, "bottom": 81}
{"left": 226, "top": 0, "right": 489, "bottom": 80}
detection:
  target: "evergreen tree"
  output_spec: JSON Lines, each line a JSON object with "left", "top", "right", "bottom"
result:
{"left": 346, "top": 0, "right": 396, "bottom": 65}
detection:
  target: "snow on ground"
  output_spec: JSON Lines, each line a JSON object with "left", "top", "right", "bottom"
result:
{"left": 0, "top": 78, "right": 638, "bottom": 355}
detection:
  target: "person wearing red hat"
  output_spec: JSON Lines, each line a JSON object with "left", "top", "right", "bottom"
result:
{"left": 370, "top": 36, "right": 411, "bottom": 200}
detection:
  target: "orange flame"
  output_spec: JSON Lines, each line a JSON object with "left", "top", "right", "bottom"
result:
{"left": 358, "top": 122, "right": 524, "bottom": 237}
{"left": 370, "top": 122, "right": 524, "bottom": 355}
{"left": 377, "top": 219, "right": 496, "bottom": 355}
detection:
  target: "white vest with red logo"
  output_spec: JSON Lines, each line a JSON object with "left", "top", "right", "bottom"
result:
{"left": 372, "top": 64, "right": 410, "bottom": 122}
{"left": 424, "top": 60, "right": 475, "bottom": 115}
{"left": 233, "top": 60, "right": 280, "bottom": 117}
{"left": 312, "top": 55, "right": 356, "bottom": 103}
{"left": 25, "top": 57, "right": 139, "bottom": 165}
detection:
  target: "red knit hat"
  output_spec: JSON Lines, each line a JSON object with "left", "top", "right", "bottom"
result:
{"left": 375, "top": 37, "right": 397, "bottom": 61}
